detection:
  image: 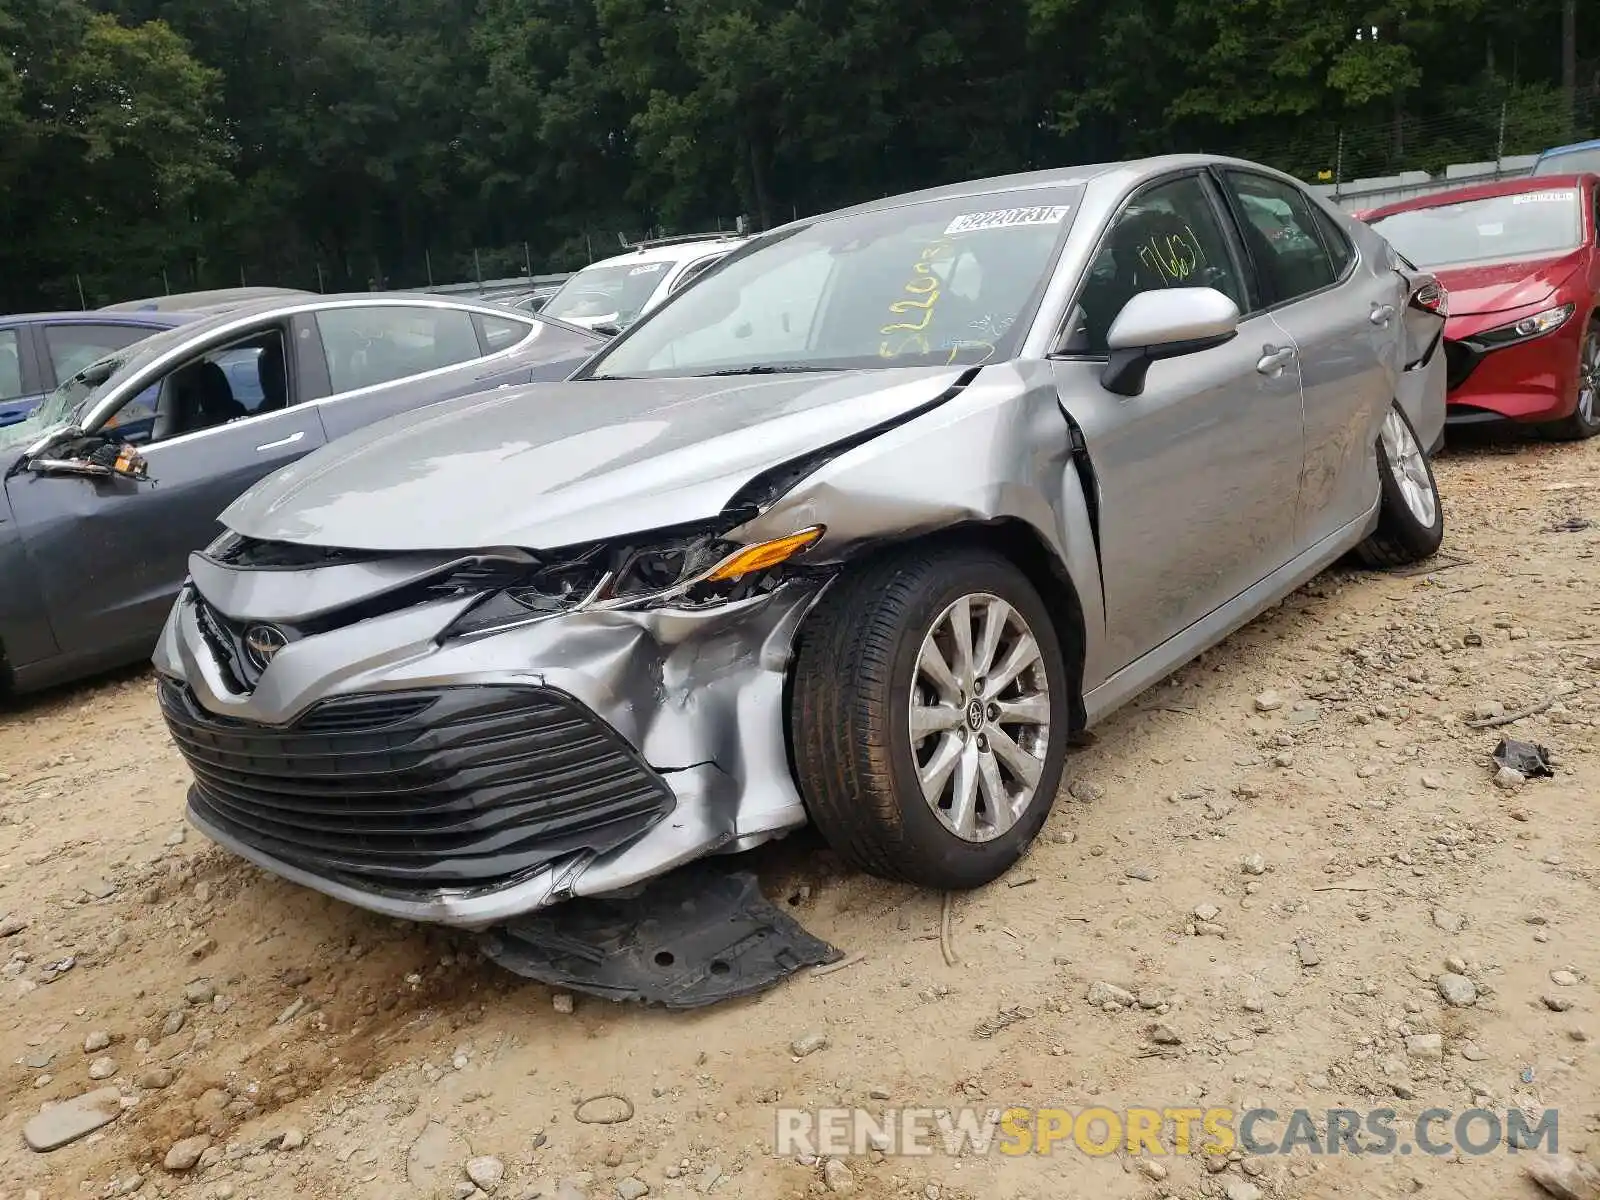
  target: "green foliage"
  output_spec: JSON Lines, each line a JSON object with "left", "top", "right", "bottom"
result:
{"left": 0, "top": 0, "right": 1593, "bottom": 307}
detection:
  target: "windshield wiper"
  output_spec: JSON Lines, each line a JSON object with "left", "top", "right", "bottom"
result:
{"left": 693, "top": 365, "right": 839, "bottom": 377}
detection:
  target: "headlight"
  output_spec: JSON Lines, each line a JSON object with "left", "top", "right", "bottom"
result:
{"left": 1475, "top": 302, "right": 1575, "bottom": 347}
{"left": 205, "top": 529, "right": 244, "bottom": 559}
{"left": 444, "top": 525, "right": 825, "bottom": 640}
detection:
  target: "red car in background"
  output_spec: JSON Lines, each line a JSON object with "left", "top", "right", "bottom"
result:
{"left": 1362, "top": 174, "right": 1600, "bottom": 439}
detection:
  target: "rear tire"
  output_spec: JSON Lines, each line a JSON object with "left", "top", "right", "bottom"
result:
{"left": 1538, "top": 318, "right": 1600, "bottom": 442}
{"left": 1357, "top": 401, "right": 1444, "bottom": 568}
{"left": 790, "top": 546, "right": 1070, "bottom": 890}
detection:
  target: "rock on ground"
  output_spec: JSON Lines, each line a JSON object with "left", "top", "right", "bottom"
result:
{"left": 466, "top": 1156, "right": 505, "bottom": 1193}
{"left": 163, "top": 1134, "right": 211, "bottom": 1172}
{"left": 1526, "top": 1154, "right": 1600, "bottom": 1200}
{"left": 1437, "top": 973, "right": 1477, "bottom": 1007}
{"left": 22, "top": 1087, "right": 123, "bottom": 1152}
{"left": 823, "top": 1158, "right": 857, "bottom": 1194}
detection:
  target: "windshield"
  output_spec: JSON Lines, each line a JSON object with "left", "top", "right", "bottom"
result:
{"left": 1368, "top": 190, "right": 1584, "bottom": 267}
{"left": 1533, "top": 147, "right": 1600, "bottom": 176}
{"left": 0, "top": 320, "right": 193, "bottom": 449}
{"left": 586, "top": 188, "right": 1084, "bottom": 379}
{"left": 542, "top": 260, "right": 675, "bottom": 325}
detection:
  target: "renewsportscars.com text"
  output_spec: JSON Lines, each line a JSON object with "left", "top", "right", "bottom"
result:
{"left": 774, "top": 1106, "right": 1559, "bottom": 1158}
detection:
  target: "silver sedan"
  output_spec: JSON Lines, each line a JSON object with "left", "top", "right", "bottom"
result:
{"left": 153, "top": 154, "right": 1448, "bottom": 927}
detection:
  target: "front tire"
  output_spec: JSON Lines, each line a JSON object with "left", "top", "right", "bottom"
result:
{"left": 1357, "top": 401, "right": 1445, "bottom": 568}
{"left": 1539, "top": 318, "right": 1600, "bottom": 442}
{"left": 790, "top": 546, "right": 1071, "bottom": 890}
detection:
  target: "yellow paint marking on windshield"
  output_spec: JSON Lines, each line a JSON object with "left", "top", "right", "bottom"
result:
{"left": 879, "top": 238, "right": 952, "bottom": 358}
{"left": 881, "top": 308, "right": 935, "bottom": 333}
{"left": 880, "top": 331, "right": 931, "bottom": 357}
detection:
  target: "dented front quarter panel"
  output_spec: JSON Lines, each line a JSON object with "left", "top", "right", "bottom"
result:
{"left": 734, "top": 361, "right": 1110, "bottom": 689}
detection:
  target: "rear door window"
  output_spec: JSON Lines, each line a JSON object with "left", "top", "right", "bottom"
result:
{"left": 313, "top": 306, "right": 483, "bottom": 394}
{"left": 476, "top": 313, "right": 534, "bottom": 353}
{"left": 1222, "top": 172, "right": 1340, "bottom": 303}
{"left": 0, "top": 329, "right": 24, "bottom": 401}
{"left": 1312, "top": 207, "right": 1356, "bottom": 278}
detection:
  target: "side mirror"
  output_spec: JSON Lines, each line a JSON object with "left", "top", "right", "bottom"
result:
{"left": 1101, "top": 287, "right": 1241, "bottom": 397}
{"left": 29, "top": 443, "right": 151, "bottom": 482}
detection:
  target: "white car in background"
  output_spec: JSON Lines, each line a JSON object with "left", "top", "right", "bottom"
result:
{"left": 539, "top": 233, "right": 745, "bottom": 333}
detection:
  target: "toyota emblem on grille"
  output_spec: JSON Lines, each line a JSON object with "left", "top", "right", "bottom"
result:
{"left": 242, "top": 624, "right": 289, "bottom": 670}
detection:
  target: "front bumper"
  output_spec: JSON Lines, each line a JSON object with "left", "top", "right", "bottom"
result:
{"left": 154, "top": 576, "right": 829, "bottom": 929}
{"left": 1443, "top": 317, "right": 1584, "bottom": 425}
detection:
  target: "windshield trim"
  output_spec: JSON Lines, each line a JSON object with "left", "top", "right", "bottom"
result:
{"left": 576, "top": 190, "right": 1084, "bottom": 382}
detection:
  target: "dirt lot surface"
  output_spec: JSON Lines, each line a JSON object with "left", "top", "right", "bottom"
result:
{"left": 3, "top": 434, "right": 1600, "bottom": 1200}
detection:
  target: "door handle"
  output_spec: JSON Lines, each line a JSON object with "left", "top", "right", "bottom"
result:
{"left": 1369, "top": 304, "right": 1396, "bottom": 326}
{"left": 256, "top": 430, "right": 306, "bottom": 452}
{"left": 1256, "top": 346, "right": 1297, "bottom": 375}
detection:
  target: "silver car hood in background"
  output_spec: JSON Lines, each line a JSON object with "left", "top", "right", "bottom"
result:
{"left": 222, "top": 366, "right": 969, "bottom": 551}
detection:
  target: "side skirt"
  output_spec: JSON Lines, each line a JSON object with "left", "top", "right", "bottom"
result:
{"left": 1081, "top": 503, "right": 1377, "bottom": 727}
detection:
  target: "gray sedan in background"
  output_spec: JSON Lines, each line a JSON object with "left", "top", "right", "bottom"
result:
{"left": 154, "top": 155, "right": 1447, "bottom": 935}
{"left": 1, "top": 293, "right": 604, "bottom": 693}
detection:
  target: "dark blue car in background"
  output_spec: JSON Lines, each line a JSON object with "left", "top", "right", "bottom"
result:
{"left": 0, "top": 311, "right": 200, "bottom": 427}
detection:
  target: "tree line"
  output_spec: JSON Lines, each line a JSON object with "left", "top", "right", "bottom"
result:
{"left": 0, "top": 0, "right": 1592, "bottom": 310}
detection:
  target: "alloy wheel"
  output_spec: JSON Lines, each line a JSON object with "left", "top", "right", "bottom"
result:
{"left": 1380, "top": 407, "right": 1436, "bottom": 529}
{"left": 907, "top": 593, "right": 1052, "bottom": 843}
{"left": 1579, "top": 325, "right": 1599, "bottom": 426}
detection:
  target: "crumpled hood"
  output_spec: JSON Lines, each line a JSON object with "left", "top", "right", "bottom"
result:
{"left": 222, "top": 366, "right": 968, "bottom": 551}
{"left": 1435, "top": 251, "right": 1584, "bottom": 316}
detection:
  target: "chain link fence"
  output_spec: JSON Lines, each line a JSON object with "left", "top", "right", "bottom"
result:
{"left": 1226, "top": 85, "right": 1600, "bottom": 194}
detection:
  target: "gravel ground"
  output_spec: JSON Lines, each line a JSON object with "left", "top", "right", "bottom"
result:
{"left": 1, "top": 432, "right": 1598, "bottom": 1200}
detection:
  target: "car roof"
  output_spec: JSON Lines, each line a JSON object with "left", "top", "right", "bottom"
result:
{"left": 0, "top": 309, "right": 199, "bottom": 327}
{"left": 1360, "top": 173, "right": 1597, "bottom": 222}
{"left": 135, "top": 290, "right": 564, "bottom": 340}
{"left": 1538, "top": 137, "right": 1600, "bottom": 159}
{"left": 768, "top": 154, "right": 1302, "bottom": 227}
{"left": 575, "top": 236, "right": 746, "bottom": 271}
{"left": 99, "top": 286, "right": 314, "bottom": 313}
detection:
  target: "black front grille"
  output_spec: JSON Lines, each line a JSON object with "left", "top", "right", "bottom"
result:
{"left": 160, "top": 681, "right": 675, "bottom": 894}
{"left": 1443, "top": 338, "right": 1482, "bottom": 390}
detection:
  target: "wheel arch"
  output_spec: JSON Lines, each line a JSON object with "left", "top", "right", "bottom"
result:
{"left": 783, "top": 518, "right": 1090, "bottom": 747}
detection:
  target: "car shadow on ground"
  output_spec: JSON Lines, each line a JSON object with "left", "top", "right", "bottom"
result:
{"left": 0, "top": 661, "right": 153, "bottom": 720}
{"left": 1435, "top": 419, "right": 1562, "bottom": 459}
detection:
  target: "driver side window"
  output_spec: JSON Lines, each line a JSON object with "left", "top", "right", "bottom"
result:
{"left": 1067, "top": 176, "right": 1246, "bottom": 356}
{"left": 104, "top": 328, "right": 290, "bottom": 445}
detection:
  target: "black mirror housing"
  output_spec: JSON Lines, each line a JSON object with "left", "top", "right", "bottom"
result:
{"left": 1101, "top": 330, "right": 1238, "bottom": 397}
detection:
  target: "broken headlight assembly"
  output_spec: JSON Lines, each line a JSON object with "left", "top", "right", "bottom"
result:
{"left": 443, "top": 525, "right": 825, "bottom": 640}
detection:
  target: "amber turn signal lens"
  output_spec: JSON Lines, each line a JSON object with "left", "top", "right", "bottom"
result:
{"left": 704, "top": 526, "right": 825, "bottom": 582}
